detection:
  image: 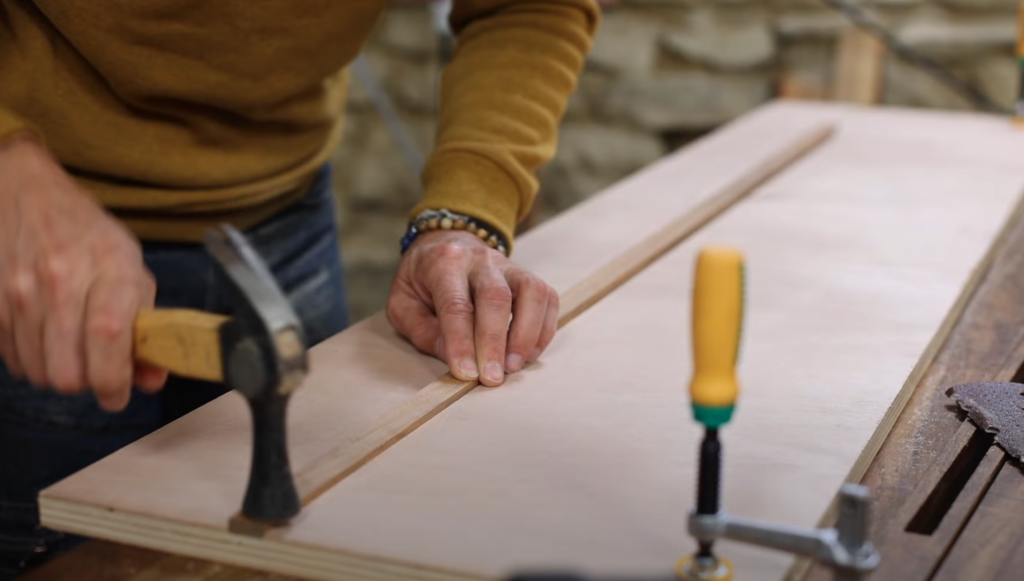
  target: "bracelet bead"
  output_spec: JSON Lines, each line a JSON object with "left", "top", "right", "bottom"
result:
{"left": 400, "top": 209, "right": 509, "bottom": 257}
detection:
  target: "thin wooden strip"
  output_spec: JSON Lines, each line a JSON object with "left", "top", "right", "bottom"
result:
{"left": 294, "top": 375, "right": 476, "bottom": 504}
{"left": 791, "top": 189, "right": 1024, "bottom": 581}
{"left": 557, "top": 123, "right": 834, "bottom": 326}
{"left": 283, "top": 122, "right": 836, "bottom": 522}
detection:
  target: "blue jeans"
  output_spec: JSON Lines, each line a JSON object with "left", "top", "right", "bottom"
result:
{"left": 0, "top": 165, "right": 349, "bottom": 579}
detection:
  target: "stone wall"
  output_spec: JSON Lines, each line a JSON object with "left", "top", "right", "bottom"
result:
{"left": 334, "top": 0, "right": 1020, "bottom": 321}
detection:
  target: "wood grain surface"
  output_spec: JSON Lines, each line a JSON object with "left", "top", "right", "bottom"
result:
{"left": 34, "top": 102, "right": 1024, "bottom": 581}
{"left": 286, "top": 121, "right": 834, "bottom": 518}
{"left": 133, "top": 309, "right": 229, "bottom": 382}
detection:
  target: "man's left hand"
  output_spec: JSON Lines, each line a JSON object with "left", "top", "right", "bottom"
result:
{"left": 386, "top": 229, "right": 559, "bottom": 387}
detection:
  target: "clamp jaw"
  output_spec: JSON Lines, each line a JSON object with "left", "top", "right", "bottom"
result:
{"left": 684, "top": 483, "right": 880, "bottom": 580}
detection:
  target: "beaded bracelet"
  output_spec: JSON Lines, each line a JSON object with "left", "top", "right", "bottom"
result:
{"left": 400, "top": 209, "right": 509, "bottom": 256}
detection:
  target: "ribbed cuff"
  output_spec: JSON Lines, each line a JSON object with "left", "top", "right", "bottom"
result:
{"left": 413, "top": 151, "right": 524, "bottom": 254}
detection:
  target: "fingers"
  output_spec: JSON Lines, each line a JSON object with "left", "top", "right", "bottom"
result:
{"left": 134, "top": 362, "right": 169, "bottom": 394}
{"left": 84, "top": 273, "right": 145, "bottom": 412}
{"left": 131, "top": 272, "right": 166, "bottom": 394}
{"left": 471, "top": 267, "right": 513, "bottom": 387}
{"left": 7, "top": 267, "right": 47, "bottom": 386}
{"left": 504, "top": 269, "right": 550, "bottom": 373}
{"left": 432, "top": 267, "right": 480, "bottom": 382}
{"left": 0, "top": 286, "right": 23, "bottom": 379}
{"left": 386, "top": 230, "right": 562, "bottom": 386}
{"left": 40, "top": 256, "right": 88, "bottom": 394}
{"left": 385, "top": 287, "right": 444, "bottom": 360}
{"left": 0, "top": 256, "right": 161, "bottom": 407}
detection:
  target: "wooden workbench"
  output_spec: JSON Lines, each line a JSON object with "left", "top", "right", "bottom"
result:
{"left": 17, "top": 101, "right": 1024, "bottom": 581}
{"left": 799, "top": 124, "right": 1024, "bottom": 581}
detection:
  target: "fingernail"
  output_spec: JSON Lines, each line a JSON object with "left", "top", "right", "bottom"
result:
{"left": 529, "top": 347, "right": 542, "bottom": 361}
{"left": 505, "top": 353, "right": 524, "bottom": 373}
{"left": 100, "top": 394, "right": 129, "bottom": 413}
{"left": 485, "top": 361, "right": 503, "bottom": 384}
{"left": 458, "top": 358, "right": 479, "bottom": 378}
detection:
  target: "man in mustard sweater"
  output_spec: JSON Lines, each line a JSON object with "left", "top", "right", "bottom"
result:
{"left": 0, "top": 1, "right": 598, "bottom": 576}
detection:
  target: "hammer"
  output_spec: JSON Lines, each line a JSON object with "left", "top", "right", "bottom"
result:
{"left": 131, "top": 224, "right": 309, "bottom": 529}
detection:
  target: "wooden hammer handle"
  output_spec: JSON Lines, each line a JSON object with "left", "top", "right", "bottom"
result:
{"left": 134, "top": 309, "right": 230, "bottom": 382}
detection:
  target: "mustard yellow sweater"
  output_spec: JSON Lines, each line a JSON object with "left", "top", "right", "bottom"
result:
{"left": 0, "top": 0, "right": 598, "bottom": 246}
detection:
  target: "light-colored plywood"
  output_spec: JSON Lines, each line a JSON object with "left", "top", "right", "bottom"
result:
{"left": 37, "top": 100, "right": 833, "bottom": 538}
{"left": 287, "top": 123, "right": 834, "bottom": 513}
{"left": 39, "top": 102, "right": 1024, "bottom": 581}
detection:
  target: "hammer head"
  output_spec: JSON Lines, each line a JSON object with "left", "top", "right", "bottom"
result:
{"left": 203, "top": 224, "right": 309, "bottom": 527}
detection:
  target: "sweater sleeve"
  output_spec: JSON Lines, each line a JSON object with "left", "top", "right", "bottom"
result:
{"left": 410, "top": 0, "right": 599, "bottom": 252}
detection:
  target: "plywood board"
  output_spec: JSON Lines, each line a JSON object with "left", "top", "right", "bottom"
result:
{"left": 36, "top": 100, "right": 834, "bottom": 538}
{"left": 39, "top": 103, "right": 1024, "bottom": 581}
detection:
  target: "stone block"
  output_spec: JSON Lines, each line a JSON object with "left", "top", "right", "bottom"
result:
{"left": 861, "top": 0, "right": 926, "bottom": 6}
{"left": 336, "top": 117, "right": 425, "bottom": 213}
{"left": 767, "top": 0, "right": 833, "bottom": 7}
{"left": 356, "top": 48, "right": 441, "bottom": 115}
{"left": 554, "top": 122, "right": 667, "bottom": 175}
{"left": 384, "top": 58, "right": 442, "bottom": 115}
{"left": 935, "top": 0, "right": 1019, "bottom": 10}
{"left": 538, "top": 164, "right": 626, "bottom": 215}
{"left": 375, "top": 6, "right": 439, "bottom": 59}
{"left": 897, "top": 8, "right": 1016, "bottom": 59}
{"left": 587, "top": 10, "right": 664, "bottom": 74}
{"left": 974, "top": 54, "right": 1018, "bottom": 110}
{"left": 882, "top": 56, "right": 975, "bottom": 110}
{"left": 539, "top": 121, "right": 665, "bottom": 213}
{"left": 595, "top": 71, "right": 772, "bottom": 130}
{"left": 775, "top": 10, "right": 852, "bottom": 40}
{"left": 565, "top": 73, "right": 616, "bottom": 120}
{"left": 661, "top": 9, "right": 776, "bottom": 71}
{"left": 779, "top": 40, "right": 835, "bottom": 98}
{"left": 337, "top": 211, "right": 407, "bottom": 322}
{"left": 339, "top": 211, "right": 407, "bottom": 271}
{"left": 619, "top": 0, "right": 698, "bottom": 5}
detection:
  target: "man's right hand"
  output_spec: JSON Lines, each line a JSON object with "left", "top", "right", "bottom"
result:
{"left": 0, "top": 135, "right": 167, "bottom": 412}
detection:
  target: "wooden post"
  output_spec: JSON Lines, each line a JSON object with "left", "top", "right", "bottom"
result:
{"left": 832, "top": 27, "right": 885, "bottom": 105}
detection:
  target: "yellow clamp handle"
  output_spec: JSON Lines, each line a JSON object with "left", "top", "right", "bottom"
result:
{"left": 688, "top": 246, "right": 744, "bottom": 422}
